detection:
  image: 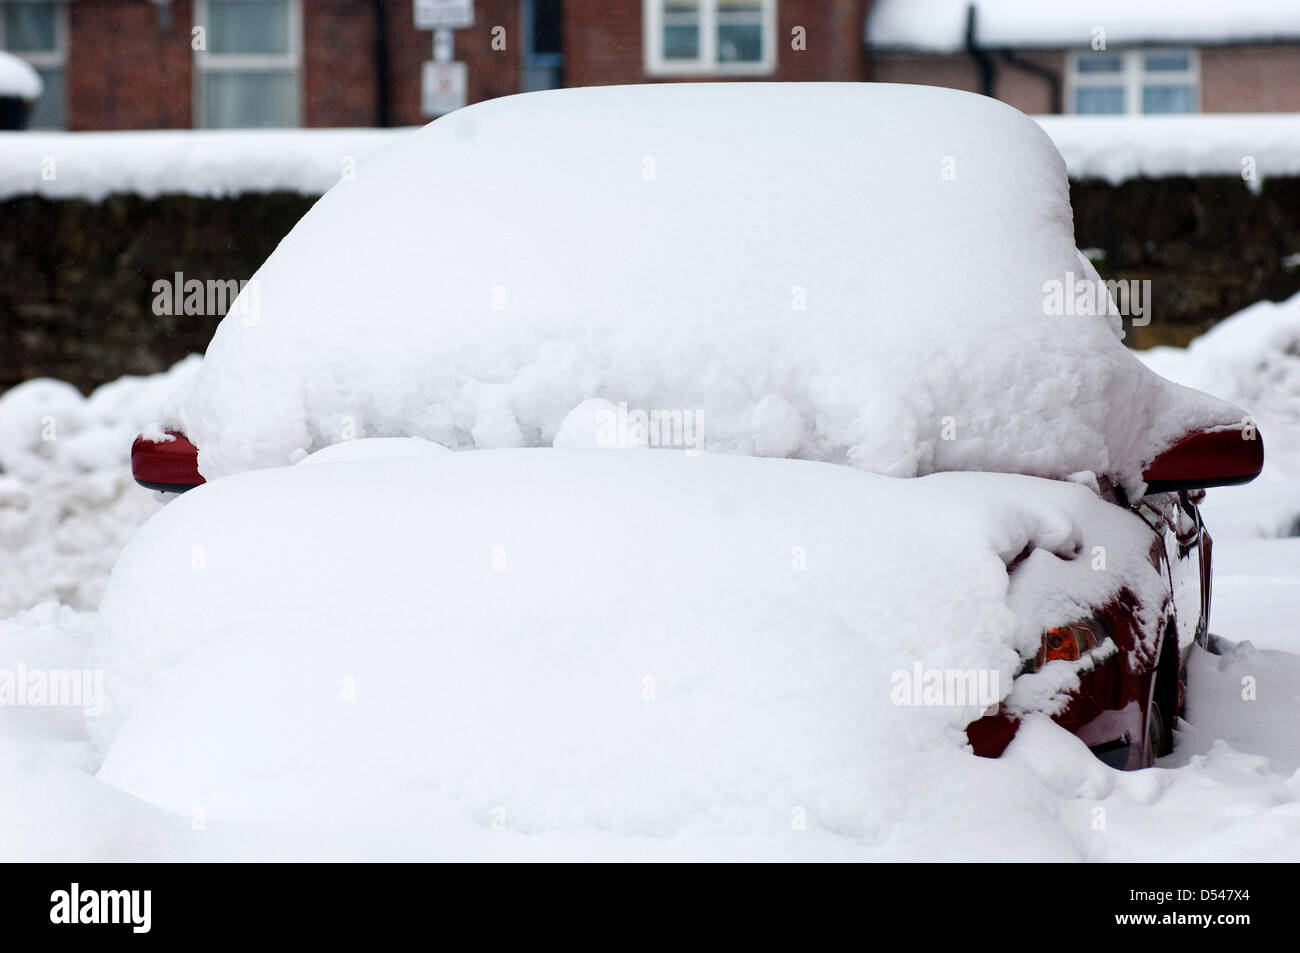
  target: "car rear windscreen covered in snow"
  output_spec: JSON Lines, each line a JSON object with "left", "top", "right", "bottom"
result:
{"left": 158, "top": 82, "right": 1244, "bottom": 493}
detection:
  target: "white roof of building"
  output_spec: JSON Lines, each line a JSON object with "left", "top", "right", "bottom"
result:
{"left": 868, "top": 0, "right": 1300, "bottom": 52}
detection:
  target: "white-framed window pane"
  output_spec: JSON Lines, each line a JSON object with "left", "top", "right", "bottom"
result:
{"left": 1144, "top": 50, "right": 1191, "bottom": 72}
{"left": 3, "top": 1, "right": 56, "bottom": 52}
{"left": 26, "top": 65, "right": 62, "bottom": 127}
{"left": 202, "top": 70, "right": 295, "bottom": 127}
{"left": 717, "top": 0, "right": 762, "bottom": 63}
{"left": 1142, "top": 84, "right": 1195, "bottom": 114}
{"left": 662, "top": 2, "right": 700, "bottom": 60}
{"left": 1076, "top": 52, "right": 1122, "bottom": 73}
{"left": 208, "top": 0, "right": 289, "bottom": 55}
{"left": 1076, "top": 86, "right": 1124, "bottom": 114}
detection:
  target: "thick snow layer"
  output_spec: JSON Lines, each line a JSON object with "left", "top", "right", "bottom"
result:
{"left": 868, "top": 0, "right": 1300, "bottom": 51}
{"left": 0, "top": 129, "right": 406, "bottom": 202}
{"left": 87, "top": 448, "right": 1173, "bottom": 856}
{"left": 1039, "top": 114, "right": 1300, "bottom": 185}
{"left": 1138, "top": 291, "right": 1300, "bottom": 539}
{"left": 156, "top": 83, "right": 1243, "bottom": 494}
{"left": 0, "top": 358, "right": 200, "bottom": 618}
{"left": 0, "top": 51, "right": 41, "bottom": 102}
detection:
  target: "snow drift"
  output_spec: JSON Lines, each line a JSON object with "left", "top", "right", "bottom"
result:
{"left": 0, "top": 358, "right": 200, "bottom": 617}
{"left": 156, "top": 83, "right": 1244, "bottom": 494}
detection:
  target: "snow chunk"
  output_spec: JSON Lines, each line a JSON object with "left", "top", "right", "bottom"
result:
{"left": 0, "top": 51, "right": 41, "bottom": 102}
{"left": 751, "top": 395, "right": 804, "bottom": 458}
{"left": 157, "top": 84, "right": 1244, "bottom": 494}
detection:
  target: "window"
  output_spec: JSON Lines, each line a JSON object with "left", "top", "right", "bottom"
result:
{"left": 644, "top": 0, "right": 776, "bottom": 76}
{"left": 522, "top": 0, "right": 563, "bottom": 92}
{"left": 1067, "top": 48, "right": 1198, "bottom": 115}
{"left": 194, "top": 0, "right": 300, "bottom": 128}
{"left": 0, "top": 0, "right": 66, "bottom": 128}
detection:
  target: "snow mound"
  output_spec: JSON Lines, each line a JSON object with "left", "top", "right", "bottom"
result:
{"left": 89, "top": 449, "right": 1168, "bottom": 852}
{"left": 0, "top": 358, "right": 200, "bottom": 617}
{"left": 0, "top": 51, "right": 41, "bottom": 102}
{"left": 157, "top": 83, "right": 1243, "bottom": 494}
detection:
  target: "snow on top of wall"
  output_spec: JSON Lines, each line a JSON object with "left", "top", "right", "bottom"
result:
{"left": 0, "top": 128, "right": 409, "bottom": 202}
{"left": 0, "top": 51, "right": 42, "bottom": 102}
{"left": 868, "top": 0, "right": 1300, "bottom": 51}
{"left": 1, "top": 112, "right": 1298, "bottom": 202}
{"left": 1041, "top": 113, "right": 1300, "bottom": 184}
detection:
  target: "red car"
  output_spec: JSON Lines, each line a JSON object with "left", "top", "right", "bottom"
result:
{"left": 134, "top": 423, "right": 1262, "bottom": 770}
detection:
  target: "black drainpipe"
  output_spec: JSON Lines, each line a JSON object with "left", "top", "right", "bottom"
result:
{"left": 999, "top": 50, "right": 1063, "bottom": 114}
{"left": 373, "top": 0, "right": 392, "bottom": 127}
{"left": 965, "top": 4, "right": 995, "bottom": 97}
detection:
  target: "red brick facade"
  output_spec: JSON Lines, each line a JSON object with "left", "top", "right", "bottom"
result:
{"left": 24, "top": 1, "right": 1300, "bottom": 131}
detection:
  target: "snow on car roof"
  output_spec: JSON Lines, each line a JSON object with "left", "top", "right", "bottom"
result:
{"left": 867, "top": 0, "right": 1300, "bottom": 51}
{"left": 159, "top": 82, "right": 1244, "bottom": 493}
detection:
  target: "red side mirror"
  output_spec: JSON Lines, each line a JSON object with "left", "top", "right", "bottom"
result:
{"left": 1142, "top": 426, "right": 1264, "bottom": 495}
{"left": 131, "top": 432, "right": 205, "bottom": 493}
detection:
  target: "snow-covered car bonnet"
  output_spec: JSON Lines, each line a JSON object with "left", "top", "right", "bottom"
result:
{"left": 160, "top": 82, "right": 1245, "bottom": 494}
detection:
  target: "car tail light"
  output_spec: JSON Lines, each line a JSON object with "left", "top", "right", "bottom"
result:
{"left": 131, "top": 432, "right": 205, "bottom": 493}
{"left": 1031, "top": 620, "right": 1105, "bottom": 672}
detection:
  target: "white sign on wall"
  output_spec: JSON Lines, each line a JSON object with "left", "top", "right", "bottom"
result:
{"left": 422, "top": 61, "right": 468, "bottom": 116}
{"left": 414, "top": 0, "right": 474, "bottom": 30}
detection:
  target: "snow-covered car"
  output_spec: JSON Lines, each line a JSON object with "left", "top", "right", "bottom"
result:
{"left": 124, "top": 83, "right": 1263, "bottom": 775}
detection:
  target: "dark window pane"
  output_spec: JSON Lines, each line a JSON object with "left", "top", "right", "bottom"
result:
{"left": 26, "top": 66, "right": 62, "bottom": 128}
{"left": 203, "top": 70, "right": 296, "bottom": 127}
{"left": 1145, "top": 50, "right": 1190, "bottom": 71}
{"left": 1076, "top": 86, "right": 1124, "bottom": 114}
{"left": 717, "top": 23, "right": 761, "bottom": 62}
{"left": 208, "top": 0, "right": 289, "bottom": 55}
{"left": 1077, "top": 53, "right": 1123, "bottom": 73}
{"left": 4, "top": 1, "right": 57, "bottom": 52}
{"left": 530, "top": 0, "right": 562, "bottom": 56}
{"left": 663, "top": 24, "right": 699, "bottom": 60}
{"left": 1142, "top": 84, "right": 1195, "bottom": 113}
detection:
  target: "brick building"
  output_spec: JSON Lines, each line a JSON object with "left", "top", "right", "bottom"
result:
{"left": 0, "top": 0, "right": 1297, "bottom": 130}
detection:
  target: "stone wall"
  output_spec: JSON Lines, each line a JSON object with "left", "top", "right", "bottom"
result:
{"left": 0, "top": 193, "right": 314, "bottom": 394}
{"left": 2, "top": 176, "right": 1299, "bottom": 395}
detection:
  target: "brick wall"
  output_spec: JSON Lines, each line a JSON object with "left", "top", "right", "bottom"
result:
{"left": 565, "top": 0, "right": 869, "bottom": 87}
{"left": 1202, "top": 44, "right": 1300, "bottom": 113}
{"left": 869, "top": 50, "right": 1062, "bottom": 115}
{"left": 380, "top": 0, "right": 521, "bottom": 127}
{"left": 67, "top": 0, "right": 194, "bottom": 130}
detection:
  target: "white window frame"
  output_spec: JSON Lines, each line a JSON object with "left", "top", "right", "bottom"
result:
{"left": 1066, "top": 48, "right": 1200, "bottom": 115}
{"left": 643, "top": 0, "right": 777, "bottom": 77}
{"left": 193, "top": 0, "right": 302, "bottom": 128}
{"left": 0, "top": 0, "right": 68, "bottom": 128}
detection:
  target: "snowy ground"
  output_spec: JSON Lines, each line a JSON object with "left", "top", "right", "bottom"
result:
{"left": 1, "top": 293, "right": 1298, "bottom": 860}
